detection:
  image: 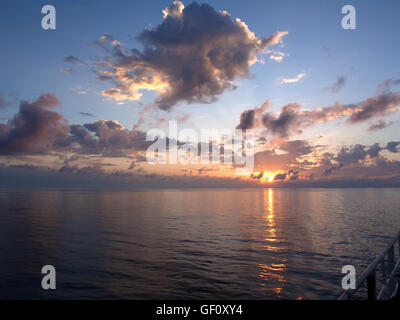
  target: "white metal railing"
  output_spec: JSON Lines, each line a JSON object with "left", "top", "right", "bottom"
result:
{"left": 338, "top": 231, "right": 400, "bottom": 300}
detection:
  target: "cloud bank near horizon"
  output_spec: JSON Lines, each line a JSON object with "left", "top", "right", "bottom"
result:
{"left": 0, "top": 92, "right": 400, "bottom": 187}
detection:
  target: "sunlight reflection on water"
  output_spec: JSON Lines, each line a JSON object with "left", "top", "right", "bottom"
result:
{"left": 1, "top": 188, "right": 400, "bottom": 299}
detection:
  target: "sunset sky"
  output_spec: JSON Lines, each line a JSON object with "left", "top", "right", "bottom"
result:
{"left": 0, "top": 0, "right": 400, "bottom": 188}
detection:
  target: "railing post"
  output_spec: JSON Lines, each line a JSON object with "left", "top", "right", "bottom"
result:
{"left": 367, "top": 270, "right": 376, "bottom": 300}
{"left": 388, "top": 246, "right": 395, "bottom": 272}
{"left": 398, "top": 235, "right": 400, "bottom": 259}
{"left": 339, "top": 231, "right": 400, "bottom": 300}
{"left": 381, "top": 260, "right": 386, "bottom": 283}
{"left": 387, "top": 245, "right": 396, "bottom": 295}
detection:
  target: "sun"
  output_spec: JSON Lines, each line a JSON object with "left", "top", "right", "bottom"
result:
{"left": 251, "top": 171, "right": 275, "bottom": 183}
{"left": 261, "top": 172, "right": 275, "bottom": 183}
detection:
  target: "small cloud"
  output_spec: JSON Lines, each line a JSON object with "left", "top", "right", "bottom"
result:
{"left": 368, "top": 119, "right": 393, "bottom": 131}
{"left": 321, "top": 46, "right": 332, "bottom": 57}
{"left": 79, "top": 112, "right": 94, "bottom": 117}
{"left": 281, "top": 72, "right": 306, "bottom": 84}
{"left": 386, "top": 141, "right": 400, "bottom": 153}
{"left": 60, "top": 68, "right": 73, "bottom": 73}
{"left": 268, "top": 51, "right": 288, "bottom": 63}
{"left": 64, "top": 55, "right": 86, "bottom": 65}
{"left": 327, "top": 76, "right": 346, "bottom": 94}
{"left": 377, "top": 78, "right": 400, "bottom": 93}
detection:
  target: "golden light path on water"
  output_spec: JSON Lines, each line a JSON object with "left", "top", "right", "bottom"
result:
{"left": 258, "top": 188, "right": 287, "bottom": 297}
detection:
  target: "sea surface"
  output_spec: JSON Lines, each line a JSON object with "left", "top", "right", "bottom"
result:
{"left": 1, "top": 188, "right": 400, "bottom": 299}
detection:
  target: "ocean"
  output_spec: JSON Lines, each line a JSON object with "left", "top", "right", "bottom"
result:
{"left": 1, "top": 188, "right": 400, "bottom": 299}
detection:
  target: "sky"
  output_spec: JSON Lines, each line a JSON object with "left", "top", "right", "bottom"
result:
{"left": 0, "top": 0, "right": 400, "bottom": 188}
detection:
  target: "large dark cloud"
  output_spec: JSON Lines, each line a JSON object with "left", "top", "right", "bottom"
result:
{"left": 236, "top": 100, "right": 269, "bottom": 130}
{"left": 237, "top": 91, "right": 400, "bottom": 137}
{"left": 66, "top": 120, "right": 155, "bottom": 157}
{"left": 0, "top": 94, "right": 69, "bottom": 155}
{"left": 335, "top": 144, "right": 367, "bottom": 164}
{"left": 279, "top": 139, "right": 313, "bottom": 156}
{"left": 333, "top": 142, "right": 399, "bottom": 165}
{"left": 262, "top": 103, "right": 302, "bottom": 137}
{"left": 0, "top": 94, "right": 161, "bottom": 158}
{"left": 366, "top": 143, "right": 381, "bottom": 158}
{"left": 91, "top": 1, "right": 287, "bottom": 109}
{"left": 254, "top": 139, "right": 314, "bottom": 172}
{"left": 316, "top": 142, "right": 400, "bottom": 177}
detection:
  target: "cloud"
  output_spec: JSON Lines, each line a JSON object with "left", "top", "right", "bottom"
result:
{"left": 236, "top": 100, "right": 270, "bottom": 130}
{"left": 386, "top": 141, "right": 400, "bottom": 153}
{"left": 279, "top": 139, "right": 313, "bottom": 156}
{"left": 281, "top": 72, "right": 306, "bottom": 84}
{"left": 368, "top": 119, "right": 393, "bottom": 131}
{"left": 317, "top": 142, "right": 400, "bottom": 176}
{"left": 377, "top": 78, "right": 400, "bottom": 93}
{"left": 274, "top": 172, "right": 287, "bottom": 180}
{"left": 89, "top": 1, "right": 288, "bottom": 109}
{"left": 262, "top": 103, "right": 302, "bottom": 137}
{"left": 0, "top": 94, "right": 69, "bottom": 155}
{"left": 366, "top": 143, "right": 382, "bottom": 158}
{"left": 162, "top": 0, "right": 185, "bottom": 18}
{"left": 328, "top": 76, "right": 346, "bottom": 94}
{"left": 66, "top": 120, "right": 155, "bottom": 157}
{"left": 0, "top": 94, "right": 162, "bottom": 158}
{"left": 321, "top": 46, "right": 332, "bottom": 57}
{"left": 335, "top": 144, "right": 367, "bottom": 164}
{"left": 64, "top": 55, "right": 86, "bottom": 65}
{"left": 254, "top": 139, "right": 313, "bottom": 172}
{"left": 79, "top": 112, "right": 95, "bottom": 117}
{"left": 237, "top": 90, "right": 400, "bottom": 137}
{"left": 252, "top": 137, "right": 400, "bottom": 183}
{"left": 333, "top": 142, "right": 399, "bottom": 165}
{"left": 60, "top": 68, "right": 73, "bottom": 73}
{"left": 323, "top": 163, "right": 344, "bottom": 176}
{"left": 267, "top": 50, "right": 288, "bottom": 63}
{"left": 0, "top": 163, "right": 261, "bottom": 189}
{"left": 273, "top": 169, "right": 299, "bottom": 181}
{"left": 347, "top": 92, "right": 400, "bottom": 123}
{"left": 288, "top": 170, "right": 299, "bottom": 180}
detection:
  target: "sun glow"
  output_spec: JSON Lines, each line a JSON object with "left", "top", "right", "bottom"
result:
{"left": 262, "top": 172, "right": 275, "bottom": 183}
{"left": 252, "top": 171, "right": 277, "bottom": 183}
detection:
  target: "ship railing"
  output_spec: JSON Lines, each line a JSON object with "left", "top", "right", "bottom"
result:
{"left": 338, "top": 230, "right": 400, "bottom": 300}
